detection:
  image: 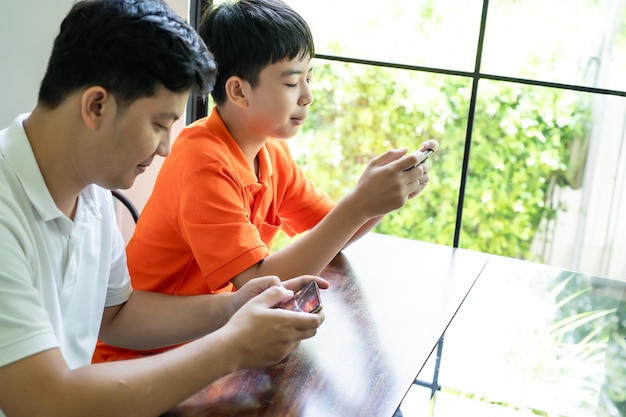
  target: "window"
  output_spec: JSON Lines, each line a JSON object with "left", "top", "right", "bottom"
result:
{"left": 191, "top": 0, "right": 626, "bottom": 279}
{"left": 286, "top": 0, "right": 626, "bottom": 280}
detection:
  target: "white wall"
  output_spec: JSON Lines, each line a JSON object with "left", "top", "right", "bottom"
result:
{"left": 0, "top": 0, "right": 75, "bottom": 127}
{"left": 0, "top": 0, "right": 189, "bottom": 242}
{"left": 0, "top": 0, "right": 189, "bottom": 126}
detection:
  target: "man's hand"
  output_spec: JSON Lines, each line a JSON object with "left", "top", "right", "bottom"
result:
{"left": 219, "top": 284, "right": 326, "bottom": 370}
{"left": 230, "top": 275, "right": 330, "bottom": 316}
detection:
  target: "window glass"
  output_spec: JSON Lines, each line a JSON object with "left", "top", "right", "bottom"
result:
{"left": 462, "top": 80, "right": 626, "bottom": 279}
{"left": 286, "top": 0, "right": 483, "bottom": 72}
{"left": 481, "top": 0, "right": 626, "bottom": 91}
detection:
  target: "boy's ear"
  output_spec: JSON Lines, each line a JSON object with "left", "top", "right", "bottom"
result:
{"left": 224, "top": 76, "right": 250, "bottom": 108}
{"left": 80, "top": 86, "right": 112, "bottom": 130}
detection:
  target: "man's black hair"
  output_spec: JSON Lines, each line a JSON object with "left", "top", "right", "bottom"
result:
{"left": 39, "top": 0, "right": 217, "bottom": 109}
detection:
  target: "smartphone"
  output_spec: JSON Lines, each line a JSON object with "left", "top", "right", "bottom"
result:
{"left": 278, "top": 281, "right": 323, "bottom": 313}
{"left": 404, "top": 148, "right": 434, "bottom": 172}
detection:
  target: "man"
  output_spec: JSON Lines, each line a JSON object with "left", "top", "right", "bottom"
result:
{"left": 0, "top": 1, "right": 325, "bottom": 416}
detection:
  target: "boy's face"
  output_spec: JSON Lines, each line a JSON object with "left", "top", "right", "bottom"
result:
{"left": 244, "top": 56, "right": 314, "bottom": 140}
{"left": 91, "top": 85, "right": 189, "bottom": 189}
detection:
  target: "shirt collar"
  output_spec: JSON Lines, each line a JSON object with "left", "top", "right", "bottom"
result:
{"left": 207, "top": 107, "right": 275, "bottom": 186}
{"left": 0, "top": 113, "right": 100, "bottom": 225}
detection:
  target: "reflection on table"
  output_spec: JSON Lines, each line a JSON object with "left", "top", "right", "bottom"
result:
{"left": 163, "top": 233, "right": 490, "bottom": 417}
{"left": 413, "top": 255, "right": 626, "bottom": 417}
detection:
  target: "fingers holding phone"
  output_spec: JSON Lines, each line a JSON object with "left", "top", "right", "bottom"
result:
{"left": 348, "top": 142, "right": 438, "bottom": 217}
{"left": 281, "top": 275, "right": 329, "bottom": 293}
{"left": 403, "top": 138, "right": 438, "bottom": 173}
{"left": 277, "top": 280, "right": 323, "bottom": 314}
{"left": 403, "top": 142, "right": 438, "bottom": 198}
{"left": 403, "top": 148, "right": 434, "bottom": 172}
{"left": 222, "top": 285, "right": 325, "bottom": 369}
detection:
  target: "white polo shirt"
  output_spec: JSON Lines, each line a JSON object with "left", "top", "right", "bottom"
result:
{"left": 0, "top": 114, "right": 132, "bottom": 371}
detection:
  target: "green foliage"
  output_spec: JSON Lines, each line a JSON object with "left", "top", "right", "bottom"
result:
{"left": 286, "top": 61, "right": 591, "bottom": 260}
{"left": 461, "top": 82, "right": 591, "bottom": 258}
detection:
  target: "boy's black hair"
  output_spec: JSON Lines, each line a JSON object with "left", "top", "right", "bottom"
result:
{"left": 38, "top": 0, "right": 217, "bottom": 110}
{"left": 198, "top": 0, "right": 315, "bottom": 104}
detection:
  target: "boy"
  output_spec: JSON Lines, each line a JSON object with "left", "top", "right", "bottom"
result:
{"left": 0, "top": 1, "right": 325, "bottom": 416}
{"left": 94, "top": 0, "right": 436, "bottom": 361}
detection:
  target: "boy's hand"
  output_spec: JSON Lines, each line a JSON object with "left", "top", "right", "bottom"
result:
{"left": 406, "top": 141, "right": 438, "bottom": 198}
{"left": 350, "top": 140, "right": 439, "bottom": 218}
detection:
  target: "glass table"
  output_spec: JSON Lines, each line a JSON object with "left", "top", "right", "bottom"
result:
{"left": 411, "top": 255, "right": 626, "bottom": 417}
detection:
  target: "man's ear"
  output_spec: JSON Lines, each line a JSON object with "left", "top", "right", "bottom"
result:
{"left": 80, "top": 86, "right": 112, "bottom": 130}
{"left": 224, "top": 76, "right": 250, "bottom": 108}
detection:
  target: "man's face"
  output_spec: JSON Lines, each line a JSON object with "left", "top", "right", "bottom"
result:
{"left": 243, "top": 56, "right": 314, "bottom": 141}
{"left": 94, "top": 85, "right": 189, "bottom": 189}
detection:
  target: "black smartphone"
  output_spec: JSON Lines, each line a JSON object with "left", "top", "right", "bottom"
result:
{"left": 404, "top": 148, "right": 434, "bottom": 172}
{"left": 278, "top": 281, "right": 323, "bottom": 313}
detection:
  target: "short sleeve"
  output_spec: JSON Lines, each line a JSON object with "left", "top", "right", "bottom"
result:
{"left": 0, "top": 200, "right": 58, "bottom": 368}
{"left": 105, "top": 214, "right": 133, "bottom": 307}
{"left": 178, "top": 162, "right": 270, "bottom": 291}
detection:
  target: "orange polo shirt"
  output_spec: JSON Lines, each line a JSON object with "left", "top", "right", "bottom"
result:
{"left": 93, "top": 108, "right": 334, "bottom": 362}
